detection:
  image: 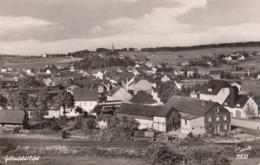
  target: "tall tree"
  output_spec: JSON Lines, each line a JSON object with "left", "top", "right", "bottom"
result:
{"left": 53, "top": 90, "right": 74, "bottom": 115}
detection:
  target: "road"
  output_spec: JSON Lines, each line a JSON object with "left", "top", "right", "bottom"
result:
{"left": 0, "top": 137, "right": 151, "bottom": 149}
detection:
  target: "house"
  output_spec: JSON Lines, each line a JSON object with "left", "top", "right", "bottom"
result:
{"left": 223, "top": 86, "right": 258, "bottom": 118}
{"left": 91, "top": 70, "right": 104, "bottom": 79}
{"left": 224, "top": 56, "right": 232, "bottom": 61}
{"left": 209, "top": 70, "right": 224, "bottom": 79}
{"left": 73, "top": 87, "right": 99, "bottom": 114}
{"left": 181, "top": 61, "right": 190, "bottom": 66}
{"left": 186, "top": 68, "right": 198, "bottom": 77}
{"left": 238, "top": 55, "right": 246, "bottom": 61}
{"left": 65, "top": 84, "right": 79, "bottom": 94}
{"left": 42, "top": 54, "right": 48, "bottom": 58}
{"left": 44, "top": 107, "right": 61, "bottom": 119}
{"left": 165, "top": 96, "right": 231, "bottom": 135}
{"left": 230, "top": 81, "right": 242, "bottom": 92}
{"left": 107, "top": 86, "right": 132, "bottom": 103}
{"left": 136, "top": 66, "right": 156, "bottom": 75}
{"left": 199, "top": 80, "right": 231, "bottom": 104}
{"left": 133, "top": 79, "right": 156, "bottom": 94}
{"left": 130, "top": 90, "right": 157, "bottom": 105}
{"left": 0, "top": 110, "right": 25, "bottom": 128}
{"left": 43, "top": 78, "right": 53, "bottom": 86}
{"left": 116, "top": 103, "right": 180, "bottom": 132}
{"left": 161, "top": 74, "right": 170, "bottom": 83}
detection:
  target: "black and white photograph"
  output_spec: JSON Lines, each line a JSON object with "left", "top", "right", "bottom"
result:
{"left": 0, "top": 0, "right": 260, "bottom": 164}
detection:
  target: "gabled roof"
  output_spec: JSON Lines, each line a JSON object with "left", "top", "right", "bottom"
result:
{"left": 0, "top": 110, "right": 25, "bottom": 124}
{"left": 117, "top": 103, "right": 174, "bottom": 117}
{"left": 224, "top": 95, "right": 250, "bottom": 108}
{"left": 209, "top": 70, "right": 223, "bottom": 75}
{"left": 108, "top": 86, "right": 125, "bottom": 96}
{"left": 73, "top": 87, "right": 99, "bottom": 101}
{"left": 199, "top": 80, "right": 230, "bottom": 95}
{"left": 130, "top": 91, "right": 156, "bottom": 104}
{"left": 165, "top": 95, "right": 217, "bottom": 117}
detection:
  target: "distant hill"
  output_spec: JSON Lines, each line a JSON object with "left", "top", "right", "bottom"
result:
{"left": 141, "top": 41, "right": 260, "bottom": 52}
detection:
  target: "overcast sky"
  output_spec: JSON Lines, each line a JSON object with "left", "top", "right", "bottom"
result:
{"left": 0, "top": 0, "right": 260, "bottom": 55}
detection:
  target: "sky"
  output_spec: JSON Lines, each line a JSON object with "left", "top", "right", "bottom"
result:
{"left": 0, "top": 0, "right": 260, "bottom": 55}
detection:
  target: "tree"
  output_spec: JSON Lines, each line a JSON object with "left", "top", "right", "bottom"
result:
{"left": 18, "top": 76, "right": 44, "bottom": 88}
{"left": 8, "top": 91, "right": 29, "bottom": 111}
{"left": 30, "top": 87, "right": 52, "bottom": 129}
{"left": 0, "top": 95, "right": 7, "bottom": 109}
{"left": 245, "top": 103, "right": 255, "bottom": 119}
{"left": 146, "top": 142, "right": 184, "bottom": 165}
{"left": 101, "top": 116, "right": 139, "bottom": 141}
{"left": 53, "top": 90, "right": 74, "bottom": 115}
{"left": 7, "top": 91, "right": 30, "bottom": 128}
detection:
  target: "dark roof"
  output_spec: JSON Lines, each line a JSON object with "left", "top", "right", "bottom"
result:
{"left": 73, "top": 87, "right": 99, "bottom": 101}
{"left": 117, "top": 103, "right": 173, "bottom": 117}
{"left": 0, "top": 110, "right": 25, "bottom": 124}
{"left": 224, "top": 95, "right": 250, "bottom": 108}
{"left": 165, "top": 95, "right": 217, "bottom": 117}
{"left": 130, "top": 91, "right": 156, "bottom": 104}
{"left": 19, "top": 88, "right": 41, "bottom": 95}
{"left": 209, "top": 70, "right": 223, "bottom": 75}
{"left": 199, "top": 80, "right": 230, "bottom": 95}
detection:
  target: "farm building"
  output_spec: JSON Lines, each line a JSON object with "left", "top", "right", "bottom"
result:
{"left": 165, "top": 96, "right": 231, "bottom": 135}
{"left": 116, "top": 103, "right": 180, "bottom": 132}
{"left": 0, "top": 110, "right": 25, "bottom": 128}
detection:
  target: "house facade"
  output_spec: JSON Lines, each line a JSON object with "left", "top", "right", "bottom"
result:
{"left": 107, "top": 86, "right": 132, "bottom": 103}
{"left": 165, "top": 96, "right": 231, "bottom": 135}
{"left": 223, "top": 86, "right": 258, "bottom": 118}
{"left": 199, "top": 80, "right": 231, "bottom": 104}
{"left": 73, "top": 87, "right": 99, "bottom": 114}
{"left": 116, "top": 103, "right": 180, "bottom": 132}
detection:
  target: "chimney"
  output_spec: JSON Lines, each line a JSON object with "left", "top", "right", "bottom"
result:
{"left": 229, "top": 86, "right": 239, "bottom": 107}
{"left": 202, "top": 100, "right": 206, "bottom": 107}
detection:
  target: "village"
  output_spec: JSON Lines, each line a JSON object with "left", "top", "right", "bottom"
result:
{"left": 0, "top": 47, "right": 259, "bottom": 147}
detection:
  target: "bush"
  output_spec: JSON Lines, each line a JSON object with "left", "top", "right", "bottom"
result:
{"left": 146, "top": 142, "right": 184, "bottom": 165}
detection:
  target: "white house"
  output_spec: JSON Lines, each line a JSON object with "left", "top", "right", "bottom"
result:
{"left": 91, "top": 70, "right": 104, "bottom": 79}
{"left": 107, "top": 86, "right": 132, "bottom": 103}
{"left": 224, "top": 56, "right": 232, "bottom": 61}
{"left": 73, "top": 87, "right": 99, "bottom": 114}
{"left": 199, "top": 80, "right": 231, "bottom": 105}
{"left": 238, "top": 55, "right": 246, "bottom": 61}
{"left": 223, "top": 86, "right": 258, "bottom": 118}
{"left": 161, "top": 75, "right": 170, "bottom": 83}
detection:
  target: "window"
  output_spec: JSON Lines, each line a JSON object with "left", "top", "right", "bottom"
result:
{"left": 208, "top": 117, "right": 211, "bottom": 122}
{"left": 224, "top": 124, "right": 228, "bottom": 130}
{"left": 224, "top": 115, "right": 227, "bottom": 121}
{"left": 192, "top": 127, "right": 194, "bottom": 130}
{"left": 216, "top": 108, "right": 219, "bottom": 113}
{"left": 185, "top": 119, "right": 187, "bottom": 125}
{"left": 216, "top": 116, "right": 219, "bottom": 121}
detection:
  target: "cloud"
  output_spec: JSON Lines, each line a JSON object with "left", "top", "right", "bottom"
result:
{"left": 0, "top": 16, "right": 56, "bottom": 35}
{"left": 111, "top": 0, "right": 142, "bottom": 2}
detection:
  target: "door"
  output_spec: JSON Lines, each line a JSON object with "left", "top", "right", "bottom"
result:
{"left": 235, "top": 110, "right": 241, "bottom": 118}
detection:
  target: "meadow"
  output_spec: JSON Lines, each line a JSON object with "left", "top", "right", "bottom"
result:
{"left": 0, "top": 56, "right": 81, "bottom": 69}
{"left": 145, "top": 46, "right": 260, "bottom": 65}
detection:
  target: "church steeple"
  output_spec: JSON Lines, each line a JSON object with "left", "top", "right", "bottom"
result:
{"left": 112, "top": 43, "right": 114, "bottom": 52}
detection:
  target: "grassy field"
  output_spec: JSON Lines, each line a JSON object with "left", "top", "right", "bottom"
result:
{"left": 0, "top": 57, "right": 81, "bottom": 69}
